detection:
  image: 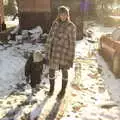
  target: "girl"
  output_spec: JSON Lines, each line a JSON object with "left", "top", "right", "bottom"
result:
{"left": 47, "top": 6, "right": 76, "bottom": 99}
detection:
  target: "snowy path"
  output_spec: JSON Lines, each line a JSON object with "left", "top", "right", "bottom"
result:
{"left": 0, "top": 23, "right": 120, "bottom": 120}
{"left": 60, "top": 24, "right": 120, "bottom": 120}
{"left": 61, "top": 53, "right": 120, "bottom": 120}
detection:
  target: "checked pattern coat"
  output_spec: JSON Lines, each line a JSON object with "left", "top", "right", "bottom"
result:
{"left": 47, "top": 19, "right": 76, "bottom": 70}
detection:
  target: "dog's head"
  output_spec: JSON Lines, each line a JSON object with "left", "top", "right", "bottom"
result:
{"left": 33, "top": 50, "right": 43, "bottom": 62}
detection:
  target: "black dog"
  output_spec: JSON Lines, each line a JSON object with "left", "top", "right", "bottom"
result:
{"left": 25, "top": 50, "right": 46, "bottom": 94}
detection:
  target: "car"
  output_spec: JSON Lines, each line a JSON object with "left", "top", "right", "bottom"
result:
{"left": 99, "top": 28, "right": 120, "bottom": 77}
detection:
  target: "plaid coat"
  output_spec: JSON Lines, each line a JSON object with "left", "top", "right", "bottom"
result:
{"left": 47, "top": 19, "right": 76, "bottom": 70}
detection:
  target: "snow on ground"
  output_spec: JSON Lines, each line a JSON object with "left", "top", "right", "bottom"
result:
{"left": 61, "top": 24, "right": 120, "bottom": 120}
{"left": 84, "top": 23, "right": 120, "bottom": 104}
{"left": 97, "top": 55, "right": 120, "bottom": 104}
{"left": 93, "top": 24, "right": 120, "bottom": 104}
{"left": 0, "top": 42, "right": 46, "bottom": 98}
{"left": 5, "top": 16, "right": 19, "bottom": 28}
{"left": 0, "top": 47, "right": 25, "bottom": 97}
{"left": 0, "top": 22, "right": 120, "bottom": 120}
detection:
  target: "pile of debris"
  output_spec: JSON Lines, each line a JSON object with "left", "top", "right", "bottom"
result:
{"left": 8, "top": 26, "right": 48, "bottom": 44}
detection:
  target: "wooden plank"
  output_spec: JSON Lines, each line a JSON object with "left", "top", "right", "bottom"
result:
{"left": 0, "top": 0, "right": 4, "bottom": 24}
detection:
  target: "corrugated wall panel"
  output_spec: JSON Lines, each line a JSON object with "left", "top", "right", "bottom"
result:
{"left": 18, "top": 0, "right": 51, "bottom": 32}
{"left": 35, "top": 0, "right": 51, "bottom": 12}
{"left": 18, "top": 0, "right": 51, "bottom": 12}
{"left": 18, "top": 0, "right": 34, "bottom": 12}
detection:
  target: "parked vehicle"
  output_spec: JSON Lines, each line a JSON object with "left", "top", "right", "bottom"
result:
{"left": 99, "top": 28, "right": 120, "bottom": 77}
